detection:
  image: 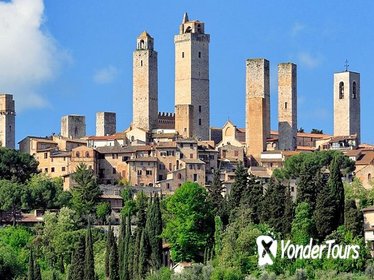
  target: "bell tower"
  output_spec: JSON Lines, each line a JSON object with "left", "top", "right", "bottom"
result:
{"left": 174, "top": 13, "right": 210, "bottom": 140}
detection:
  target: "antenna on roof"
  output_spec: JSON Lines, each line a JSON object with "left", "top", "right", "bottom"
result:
{"left": 344, "top": 59, "right": 349, "bottom": 72}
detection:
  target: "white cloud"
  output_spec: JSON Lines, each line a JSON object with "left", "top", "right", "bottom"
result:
{"left": 93, "top": 66, "right": 118, "bottom": 84}
{"left": 0, "top": 0, "right": 68, "bottom": 111}
{"left": 297, "top": 52, "right": 322, "bottom": 69}
{"left": 291, "top": 22, "right": 305, "bottom": 37}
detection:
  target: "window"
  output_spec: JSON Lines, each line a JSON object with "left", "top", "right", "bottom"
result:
{"left": 44, "top": 168, "right": 48, "bottom": 172}
{"left": 189, "top": 164, "right": 193, "bottom": 170}
{"left": 62, "top": 167, "right": 66, "bottom": 172}
{"left": 141, "top": 60, "right": 143, "bottom": 67}
{"left": 199, "top": 118, "right": 202, "bottom": 125}
{"left": 178, "top": 173, "right": 182, "bottom": 179}
{"left": 146, "top": 170, "right": 152, "bottom": 176}
{"left": 44, "top": 153, "right": 48, "bottom": 159}
{"left": 76, "top": 151, "right": 80, "bottom": 158}
{"left": 112, "top": 153, "right": 118, "bottom": 159}
{"left": 193, "top": 174, "right": 198, "bottom": 181}
{"left": 198, "top": 52, "right": 201, "bottom": 58}
{"left": 51, "top": 167, "right": 55, "bottom": 173}
{"left": 339, "top": 82, "right": 344, "bottom": 99}
{"left": 169, "top": 163, "right": 172, "bottom": 170}
{"left": 167, "top": 183, "right": 170, "bottom": 189}
{"left": 137, "top": 170, "right": 142, "bottom": 176}
{"left": 352, "top": 81, "right": 357, "bottom": 99}
{"left": 113, "top": 168, "right": 116, "bottom": 174}
{"left": 190, "top": 154, "right": 193, "bottom": 159}
{"left": 182, "top": 52, "right": 184, "bottom": 58}
{"left": 190, "top": 143, "right": 193, "bottom": 148}
{"left": 285, "top": 102, "right": 288, "bottom": 109}
{"left": 234, "top": 150, "right": 239, "bottom": 157}
{"left": 85, "top": 151, "right": 90, "bottom": 158}
{"left": 199, "top": 105, "right": 201, "bottom": 112}
{"left": 369, "top": 173, "right": 372, "bottom": 181}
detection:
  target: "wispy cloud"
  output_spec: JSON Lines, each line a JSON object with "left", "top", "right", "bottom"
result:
{"left": 0, "top": 0, "right": 69, "bottom": 111}
{"left": 297, "top": 52, "right": 322, "bottom": 69}
{"left": 290, "top": 22, "right": 305, "bottom": 37}
{"left": 93, "top": 66, "right": 118, "bottom": 84}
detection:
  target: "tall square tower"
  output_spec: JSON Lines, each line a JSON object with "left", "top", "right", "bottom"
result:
{"left": 245, "top": 59, "right": 270, "bottom": 158}
{"left": 61, "top": 115, "right": 86, "bottom": 139}
{"left": 278, "top": 63, "right": 297, "bottom": 151}
{"left": 96, "top": 112, "right": 116, "bottom": 136}
{"left": 174, "top": 13, "right": 210, "bottom": 140}
{"left": 133, "top": 32, "right": 158, "bottom": 132}
{"left": 333, "top": 71, "right": 360, "bottom": 143}
{"left": 0, "top": 94, "right": 15, "bottom": 149}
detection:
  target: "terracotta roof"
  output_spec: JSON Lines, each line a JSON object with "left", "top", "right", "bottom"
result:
{"left": 296, "top": 146, "right": 316, "bottom": 151}
{"left": 96, "top": 146, "right": 132, "bottom": 154}
{"left": 156, "top": 142, "right": 177, "bottom": 148}
{"left": 128, "top": 157, "right": 158, "bottom": 162}
{"left": 88, "top": 135, "right": 123, "bottom": 141}
{"left": 344, "top": 149, "right": 362, "bottom": 157}
{"left": 50, "top": 151, "right": 71, "bottom": 157}
{"left": 330, "top": 135, "right": 358, "bottom": 142}
{"left": 181, "top": 158, "right": 205, "bottom": 164}
{"left": 356, "top": 151, "right": 374, "bottom": 165}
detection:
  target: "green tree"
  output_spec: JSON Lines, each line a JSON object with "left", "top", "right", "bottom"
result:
{"left": 85, "top": 223, "right": 95, "bottom": 280}
{"left": 207, "top": 168, "right": 224, "bottom": 216}
{"left": 70, "top": 235, "right": 86, "bottom": 280}
{"left": 214, "top": 216, "right": 223, "bottom": 256}
{"left": 329, "top": 156, "right": 345, "bottom": 226}
{"left": 0, "top": 180, "right": 27, "bottom": 225}
{"left": 34, "top": 261, "right": 41, "bottom": 280}
{"left": 138, "top": 230, "right": 147, "bottom": 279}
{"left": 96, "top": 202, "right": 111, "bottom": 224}
{"left": 145, "top": 194, "right": 163, "bottom": 271}
{"left": 228, "top": 162, "right": 247, "bottom": 212}
{"left": 71, "top": 163, "right": 102, "bottom": 218}
{"left": 241, "top": 174, "right": 263, "bottom": 224}
{"left": 105, "top": 224, "right": 114, "bottom": 279}
{"left": 162, "top": 182, "right": 214, "bottom": 262}
{"left": 28, "top": 249, "right": 35, "bottom": 280}
{"left": 344, "top": 199, "right": 363, "bottom": 236}
{"left": 110, "top": 236, "right": 119, "bottom": 280}
{"left": 0, "top": 148, "right": 39, "bottom": 183}
{"left": 291, "top": 202, "right": 314, "bottom": 245}
{"left": 311, "top": 128, "right": 323, "bottom": 134}
{"left": 282, "top": 186, "right": 294, "bottom": 236}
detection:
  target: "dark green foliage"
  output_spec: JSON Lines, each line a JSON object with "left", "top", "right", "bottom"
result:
{"left": 0, "top": 148, "right": 39, "bottom": 183}
{"left": 241, "top": 174, "right": 263, "bottom": 224}
{"left": 344, "top": 199, "right": 363, "bottom": 236}
{"left": 84, "top": 223, "right": 95, "bottom": 280}
{"left": 0, "top": 180, "right": 26, "bottom": 225}
{"left": 28, "top": 249, "right": 35, "bottom": 280}
{"left": 291, "top": 202, "right": 314, "bottom": 244}
{"left": 105, "top": 224, "right": 114, "bottom": 278}
{"left": 311, "top": 128, "right": 323, "bottom": 134}
{"left": 118, "top": 215, "right": 126, "bottom": 279}
{"left": 207, "top": 168, "right": 225, "bottom": 216}
{"left": 329, "top": 156, "right": 345, "bottom": 226}
{"left": 228, "top": 162, "right": 247, "bottom": 212}
{"left": 109, "top": 236, "right": 119, "bottom": 280}
{"left": 96, "top": 202, "right": 111, "bottom": 224}
{"left": 138, "top": 230, "right": 147, "bottom": 279}
{"left": 296, "top": 164, "right": 322, "bottom": 211}
{"left": 145, "top": 194, "right": 163, "bottom": 271}
{"left": 282, "top": 186, "right": 294, "bottom": 235}
{"left": 162, "top": 182, "right": 214, "bottom": 262}
{"left": 70, "top": 235, "right": 86, "bottom": 280}
{"left": 34, "top": 261, "right": 41, "bottom": 280}
{"left": 71, "top": 163, "right": 102, "bottom": 217}
{"left": 214, "top": 216, "right": 223, "bottom": 256}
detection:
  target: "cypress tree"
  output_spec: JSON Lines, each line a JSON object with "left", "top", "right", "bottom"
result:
{"left": 132, "top": 228, "right": 141, "bottom": 279}
{"left": 146, "top": 194, "right": 163, "bottom": 271}
{"left": 70, "top": 235, "right": 86, "bottom": 280}
{"left": 59, "top": 255, "right": 64, "bottom": 274}
{"left": 297, "top": 162, "right": 321, "bottom": 211}
{"left": 85, "top": 223, "right": 95, "bottom": 280}
{"left": 214, "top": 216, "right": 223, "bottom": 256}
{"left": 228, "top": 162, "right": 248, "bottom": 211}
{"left": 329, "top": 156, "right": 345, "bottom": 225}
{"left": 138, "top": 230, "right": 147, "bottom": 279}
{"left": 207, "top": 167, "right": 224, "bottom": 216}
{"left": 282, "top": 185, "right": 294, "bottom": 236}
{"left": 122, "top": 214, "right": 132, "bottom": 280}
{"left": 28, "top": 249, "right": 35, "bottom": 280}
{"left": 34, "top": 261, "right": 42, "bottom": 280}
{"left": 51, "top": 270, "right": 58, "bottom": 280}
{"left": 109, "top": 236, "right": 120, "bottom": 280}
{"left": 344, "top": 199, "right": 363, "bottom": 236}
{"left": 118, "top": 215, "right": 125, "bottom": 279}
{"left": 105, "top": 224, "right": 114, "bottom": 278}
{"left": 241, "top": 174, "right": 263, "bottom": 223}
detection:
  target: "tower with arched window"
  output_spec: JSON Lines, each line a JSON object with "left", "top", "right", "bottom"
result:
{"left": 174, "top": 13, "right": 210, "bottom": 140}
{"left": 333, "top": 71, "right": 361, "bottom": 143}
{"left": 132, "top": 31, "right": 158, "bottom": 132}
{"left": 0, "top": 94, "right": 15, "bottom": 149}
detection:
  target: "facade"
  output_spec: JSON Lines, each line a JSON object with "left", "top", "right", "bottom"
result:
{"left": 278, "top": 63, "right": 297, "bottom": 151}
{"left": 133, "top": 32, "right": 158, "bottom": 132}
{"left": 96, "top": 112, "right": 116, "bottom": 136}
{"left": 245, "top": 59, "right": 270, "bottom": 159}
{"left": 174, "top": 13, "right": 210, "bottom": 140}
{"left": 333, "top": 71, "right": 361, "bottom": 143}
{"left": 0, "top": 94, "right": 15, "bottom": 149}
{"left": 61, "top": 115, "right": 86, "bottom": 139}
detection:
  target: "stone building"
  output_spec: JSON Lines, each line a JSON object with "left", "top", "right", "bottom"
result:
{"left": 245, "top": 59, "right": 270, "bottom": 159}
{"left": 133, "top": 32, "right": 158, "bottom": 132}
{"left": 96, "top": 112, "right": 116, "bottom": 136}
{"left": 0, "top": 94, "right": 15, "bottom": 149}
{"left": 174, "top": 13, "right": 210, "bottom": 140}
{"left": 333, "top": 71, "right": 360, "bottom": 143}
{"left": 61, "top": 115, "right": 86, "bottom": 139}
{"left": 278, "top": 63, "right": 297, "bottom": 151}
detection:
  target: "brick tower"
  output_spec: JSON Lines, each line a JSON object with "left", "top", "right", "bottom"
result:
{"left": 174, "top": 13, "right": 210, "bottom": 140}
{"left": 278, "top": 63, "right": 297, "bottom": 151}
{"left": 0, "top": 94, "right": 15, "bottom": 149}
{"left": 133, "top": 31, "right": 158, "bottom": 132}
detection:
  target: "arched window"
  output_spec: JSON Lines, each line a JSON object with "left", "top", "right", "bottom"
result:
{"left": 76, "top": 151, "right": 80, "bottom": 158}
{"left": 369, "top": 173, "right": 372, "bottom": 181}
{"left": 185, "top": 26, "right": 192, "bottom": 33}
{"left": 139, "top": 40, "right": 145, "bottom": 49}
{"left": 352, "top": 81, "right": 357, "bottom": 99}
{"left": 339, "top": 82, "right": 344, "bottom": 99}
{"left": 177, "top": 173, "right": 182, "bottom": 180}
{"left": 85, "top": 151, "right": 90, "bottom": 158}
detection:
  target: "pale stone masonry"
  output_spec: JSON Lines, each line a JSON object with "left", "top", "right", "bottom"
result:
{"left": 61, "top": 115, "right": 86, "bottom": 139}
{"left": 245, "top": 59, "right": 270, "bottom": 159}
{"left": 278, "top": 63, "right": 297, "bottom": 151}
{"left": 0, "top": 94, "right": 15, "bottom": 149}
{"left": 133, "top": 31, "right": 158, "bottom": 132}
{"left": 333, "top": 71, "right": 361, "bottom": 144}
{"left": 96, "top": 112, "right": 116, "bottom": 136}
{"left": 174, "top": 13, "right": 210, "bottom": 140}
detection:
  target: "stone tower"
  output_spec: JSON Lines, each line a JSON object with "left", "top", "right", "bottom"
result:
{"left": 61, "top": 115, "right": 86, "bottom": 139}
{"left": 245, "top": 59, "right": 270, "bottom": 158}
{"left": 0, "top": 94, "right": 15, "bottom": 149}
{"left": 333, "top": 71, "right": 360, "bottom": 143}
{"left": 133, "top": 31, "right": 158, "bottom": 132}
{"left": 175, "top": 13, "right": 210, "bottom": 140}
{"left": 278, "top": 63, "right": 297, "bottom": 151}
{"left": 96, "top": 112, "right": 116, "bottom": 136}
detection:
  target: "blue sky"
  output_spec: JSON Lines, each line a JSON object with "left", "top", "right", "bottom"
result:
{"left": 1, "top": 0, "right": 373, "bottom": 144}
